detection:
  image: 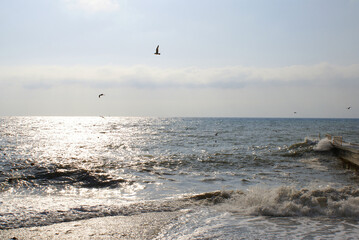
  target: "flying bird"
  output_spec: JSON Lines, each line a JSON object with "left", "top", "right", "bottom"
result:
{"left": 294, "top": 112, "right": 297, "bottom": 114}
{"left": 98, "top": 94, "right": 104, "bottom": 98}
{"left": 154, "top": 45, "right": 160, "bottom": 55}
{"left": 347, "top": 107, "right": 351, "bottom": 110}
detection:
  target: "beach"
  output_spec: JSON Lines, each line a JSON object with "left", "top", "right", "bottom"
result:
{"left": 0, "top": 211, "right": 182, "bottom": 240}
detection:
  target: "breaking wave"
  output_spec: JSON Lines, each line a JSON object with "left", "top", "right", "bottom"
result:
{"left": 2, "top": 186, "right": 359, "bottom": 230}
{"left": 219, "top": 186, "right": 359, "bottom": 218}
{"left": 282, "top": 137, "right": 319, "bottom": 157}
{"left": 283, "top": 137, "right": 334, "bottom": 158}
{"left": 313, "top": 138, "right": 333, "bottom": 151}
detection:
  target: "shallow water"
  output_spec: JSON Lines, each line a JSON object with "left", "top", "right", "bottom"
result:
{"left": 1, "top": 117, "right": 359, "bottom": 238}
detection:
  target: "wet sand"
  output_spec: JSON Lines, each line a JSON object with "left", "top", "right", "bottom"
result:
{"left": 0, "top": 211, "right": 182, "bottom": 240}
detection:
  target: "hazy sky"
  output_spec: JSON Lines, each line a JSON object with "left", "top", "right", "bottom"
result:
{"left": 1, "top": 0, "right": 359, "bottom": 117}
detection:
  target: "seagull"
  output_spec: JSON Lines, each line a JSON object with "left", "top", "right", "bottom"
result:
{"left": 98, "top": 94, "right": 104, "bottom": 98}
{"left": 154, "top": 45, "right": 160, "bottom": 55}
{"left": 347, "top": 107, "right": 351, "bottom": 110}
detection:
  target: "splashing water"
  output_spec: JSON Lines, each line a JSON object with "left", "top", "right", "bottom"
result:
{"left": 314, "top": 138, "right": 333, "bottom": 151}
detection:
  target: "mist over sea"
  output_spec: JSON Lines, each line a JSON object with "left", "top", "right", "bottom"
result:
{"left": 1, "top": 117, "right": 359, "bottom": 239}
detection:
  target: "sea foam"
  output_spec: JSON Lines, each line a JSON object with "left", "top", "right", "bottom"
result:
{"left": 313, "top": 138, "right": 333, "bottom": 151}
{"left": 219, "top": 185, "right": 359, "bottom": 218}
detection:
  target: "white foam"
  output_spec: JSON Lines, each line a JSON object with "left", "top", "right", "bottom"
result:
{"left": 219, "top": 185, "right": 359, "bottom": 218}
{"left": 156, "top": 206, "right": 359, "bottom": 240}
{"left": 313, "top": 138, "right": 333, "bottom": 151}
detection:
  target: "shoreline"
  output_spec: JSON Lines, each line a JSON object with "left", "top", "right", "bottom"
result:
{"left": 0, "top": 211, "right": 182, "bottom": 240}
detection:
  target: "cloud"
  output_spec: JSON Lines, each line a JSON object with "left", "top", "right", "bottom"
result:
{"left": 64, "top": 0, "right": 120, "bottom": 12}
{"left": 1, "top": 63, "right": 359, "bottom": 90}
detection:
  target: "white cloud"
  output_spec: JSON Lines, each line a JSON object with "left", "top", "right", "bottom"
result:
{"left": 1, "top": 63, "right": 359, "bottom": 117}
{"left": 64, "top": 0, "right": 120, "bottom": 12}
{"left": 1, "top": 63, "right": 359, "bottom": 90}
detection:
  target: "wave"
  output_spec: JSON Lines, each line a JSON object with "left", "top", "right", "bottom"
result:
{"left": 218, "top": 185, "right": 359, "bottom": 218}
{"left": 0, "top": 190, "right": 233, "bottom": 230}
{"left": 282, "top": 139, "right": 317, "bottom": 157}
{"left": 288, "top": 137, "right": 318, "bottom": 150}
{"left": 2, "top": 186, "right": 359, "bottom": 230}
{"left": 283, "top": 137, "right": 334, "bottom": 157}
{"left": 313, "top": 138, "right": 333, "bottom": 151}
{"left": 0, "top": 198, "right": 193, "bottom": 230}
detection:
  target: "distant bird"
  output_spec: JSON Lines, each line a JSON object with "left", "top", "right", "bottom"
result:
{"left": 347, "top": 107, "right": 351, "bottom": 110}
{"left": 154, "top": 45, "right": 160, "bottom": 55}
{"left": 294, "top": 112, "right": 297, "bottom": 114}
{"left": 98, "top": 94, "right": 104, "bottom": 98}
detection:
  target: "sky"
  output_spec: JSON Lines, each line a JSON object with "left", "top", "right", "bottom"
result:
{"left": 1, "top": 0, "right": 359, "bottom": 118}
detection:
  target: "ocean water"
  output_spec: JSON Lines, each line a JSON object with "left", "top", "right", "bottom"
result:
{"left": 1, "top": 116, "right": 359, "bottom": 239}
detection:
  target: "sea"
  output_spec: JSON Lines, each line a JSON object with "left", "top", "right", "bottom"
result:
{"left": 1, "top": 116, "right": 359, "bottom": 239}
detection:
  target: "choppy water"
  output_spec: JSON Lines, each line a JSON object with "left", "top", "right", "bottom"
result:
{"left": 1, "top": 117, "right": 359, "bottom": 239}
